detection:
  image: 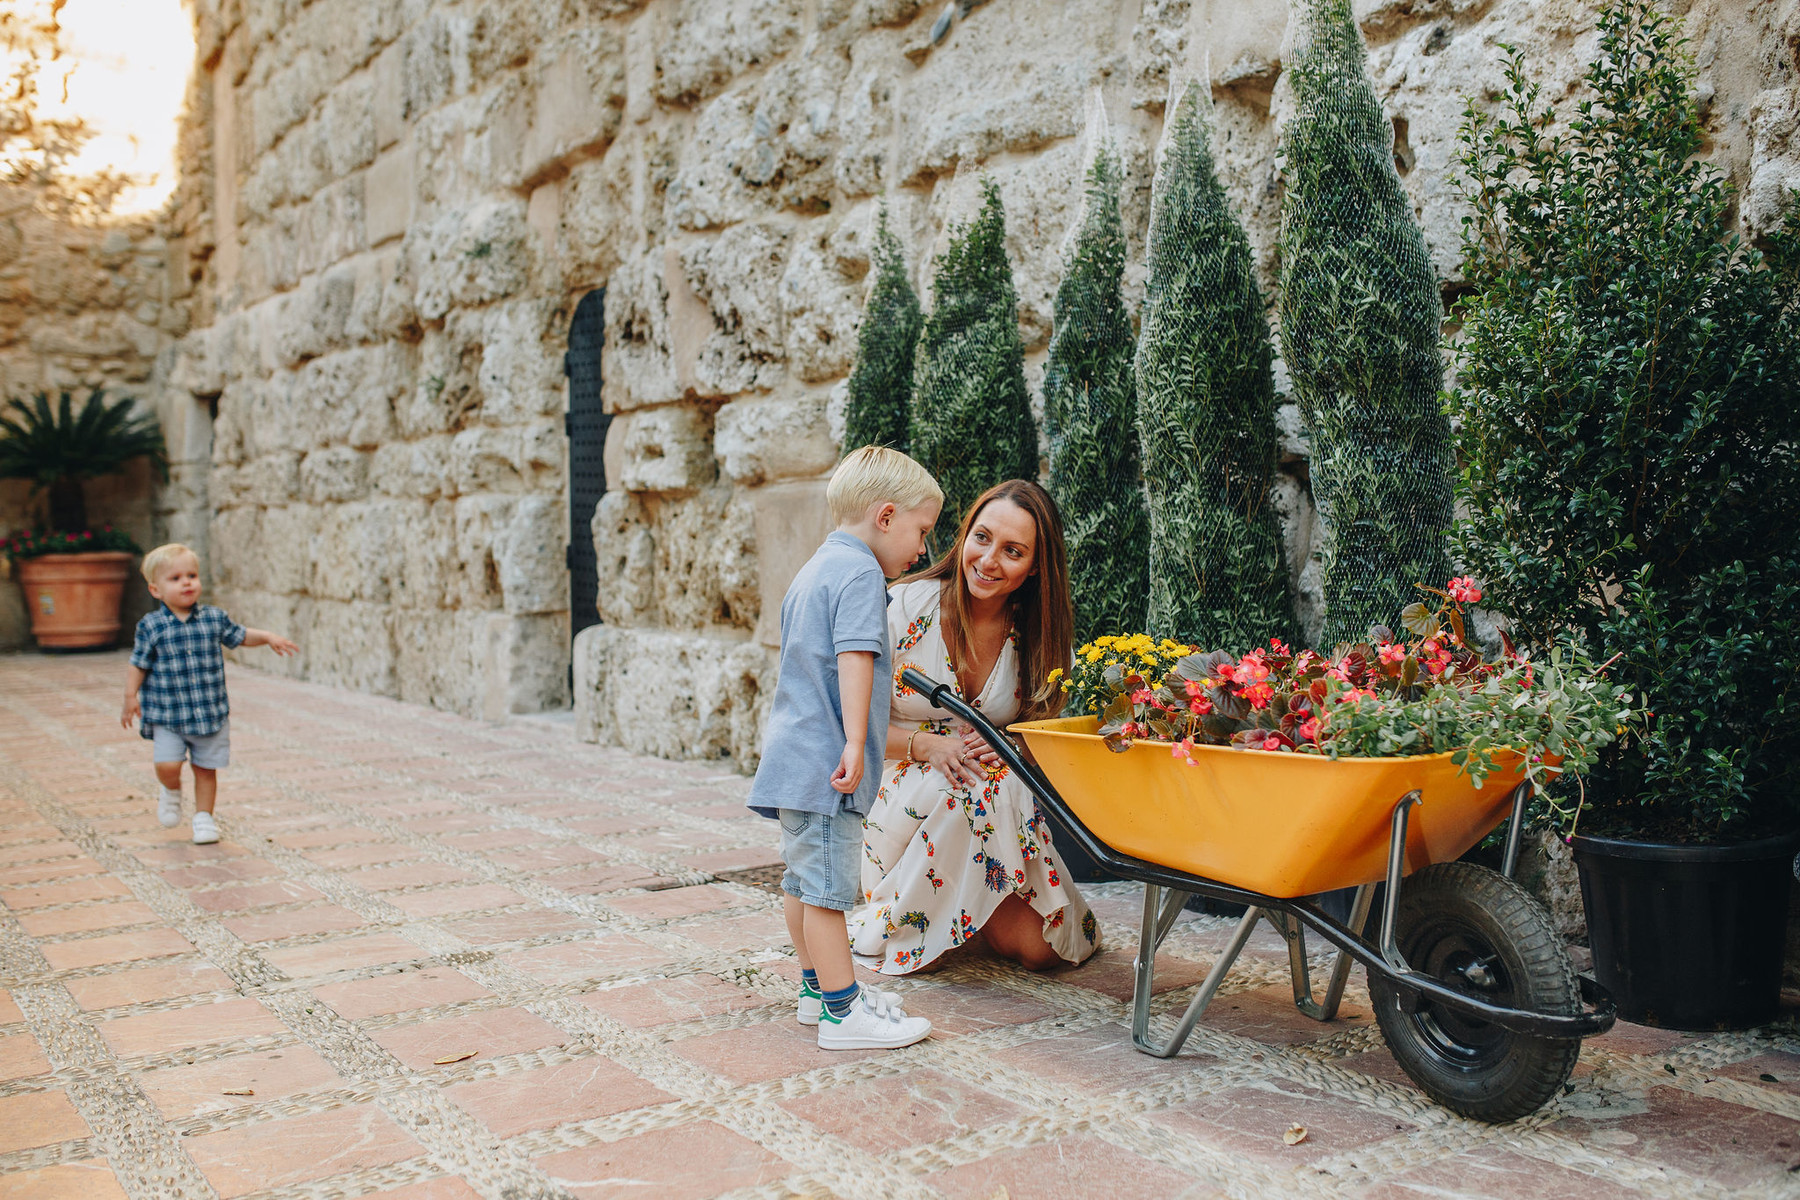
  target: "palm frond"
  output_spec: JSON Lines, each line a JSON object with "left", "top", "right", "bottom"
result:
{"left": 0, "top": 389, "right": 169, "bottom": 488}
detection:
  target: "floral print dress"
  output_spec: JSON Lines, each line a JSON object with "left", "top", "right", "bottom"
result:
{"left": 848, "top": 580, "right": 1101, "bottom": 975}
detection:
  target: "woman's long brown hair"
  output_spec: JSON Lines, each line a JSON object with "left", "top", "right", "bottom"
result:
{"left": 909, "top": 479, "right": 1073, "bottom": 723}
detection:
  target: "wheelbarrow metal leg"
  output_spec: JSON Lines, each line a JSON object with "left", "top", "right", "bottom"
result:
{"left": 1380, "top": 790, "right": 1423, "bottom": 971}
{"left": 1134, "top": 902, "right": 1262, "bottom": 1058}
{"left": 1501, "top": 781, "right": 1530, "bottom": 879}
{"left": 1282, "top": 883, "right": 1376, "bottom": 1021}
{"left": 1132, "top": 884, "right": 1193, "bottom": 1048}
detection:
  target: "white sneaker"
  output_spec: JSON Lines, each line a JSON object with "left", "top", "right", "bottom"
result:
{"left": 157, "top": 789, "right": 182, "bottom": 828}
{"left": 817, "top": 987, "right": 931, "bottom": 1050}
{"left": 191, "top": 812, "right": 219, "bottom": 845}
{"left": 799, "top": 984, "right": 908, "bottom": 1027}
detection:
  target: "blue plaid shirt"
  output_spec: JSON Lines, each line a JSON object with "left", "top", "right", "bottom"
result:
{"left": 130, "top": 604, "right": 246, "bottom": 739}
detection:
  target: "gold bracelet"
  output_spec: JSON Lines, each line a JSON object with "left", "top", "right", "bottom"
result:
{"left": 906, "top": 729, "right": 920, "bottom": 761}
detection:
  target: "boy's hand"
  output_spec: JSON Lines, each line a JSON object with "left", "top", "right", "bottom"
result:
{"left": 121, "top": 694, "right": 139, "bottom": 729}
{"left": 265, "top": 633, "right": 299, "bottom": 657}
{"left": 829, "top": 741, "right": 864, "bottom": 794}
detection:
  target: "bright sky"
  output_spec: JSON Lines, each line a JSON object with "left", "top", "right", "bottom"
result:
{"left": 37, "top": 0, "right": 196, "bottom": 213}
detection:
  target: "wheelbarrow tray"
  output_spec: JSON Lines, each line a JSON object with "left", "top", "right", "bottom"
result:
{"left": 1010, "top": 716, "right": 1527, "bottom": 898}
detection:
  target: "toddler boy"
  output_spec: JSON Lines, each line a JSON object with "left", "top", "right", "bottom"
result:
{"left": 121, "top": 543, "right": 297, "bottom": 844}
{"left": 749, "top": 447, "right": 942, "bottom": 1050}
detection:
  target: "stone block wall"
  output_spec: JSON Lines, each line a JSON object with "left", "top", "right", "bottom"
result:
{"left": 119, "top": 0, "right": 1798, "bottom": 758}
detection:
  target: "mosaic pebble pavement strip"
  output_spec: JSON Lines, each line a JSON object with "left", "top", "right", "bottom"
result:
{"left": 1, "top": 653, "right": 1798, "bottom": 1200}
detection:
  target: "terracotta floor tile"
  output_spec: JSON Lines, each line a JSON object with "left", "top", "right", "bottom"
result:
{"left": 39, "top": 927, "right": 195, "bottom": 971}
{"left": 539, "top": 865, "right": 682, "bottom": 895}
{"left": 1546, "top": 1085, "right": 1800, "bottom": 1190}
{"left": 782, "top": 1069, "right": 1026, "bottom": 1153}
{"left": 185, "top": 1102, "right": 423, "bottom": 1198}
{"left": 446, "top": 1056, "right": 675, "bottom": 1138}
{"left": 64, "top": 961, "right": 237, "bottom": 1011}
{"left": 675, "top": 848, "right": 784, "bottom": 875}
{"left": 498, "top": 934, "right": 674, "bottom": 986}
{"left": 371, "top": 1005, "right": 569, "bottom": 1071}
{"left": 603, "top": 884, "right": 743, "bottom": 920}
{"left": 15, "top": 899, "right": 162, "bottom": 937}
{"left": 344, "top": 862, "right": 474, "bottom": 892}
{"left": 1360, "top": 1147, "right": 1654, "bottom": 1200}
{"left": 0, "top": 841, "right": 81, "bottom": 866}
{"left": 2, "top": 875, "right": 131, "bottom": 909}
{"left": 138, "top": 1046, "right": 345, "bottom": 1119}
{"left": 533, "top": 1121, "right": 788, "bottom": 1200}
{"left": 0, "top": 1032, "right": 52, "bottom": 1081}
{"left": 312, "top": 967, "right": 492, "bottom": 1020}
{"left": 0, "top": 989, "right": 21, "bottom": 1024}
{"left": 928, "top": 1133, "right": 1205, "bottom": 1199}
{"left": 576, "top": 972, "right": 772, "bottom": 1030}
{"left": 482, "top": 844, "right": 610, "bottom": 871}
{"left": 0, "top": 859, "right": 106, "bottom": 886}
{"left": 187, "top": 879, "right": 326, "bottom": 913}
{"left": 348, "top": 1179, "right": 483, "bottom": 1200}
{"left": 98, "top": 996, "right": 287, "bottom": 1057}
{"left": 1717, "top": 1050, "right": 1800, "bottom": 1095}
{"left": 438, "top": 909, "right": 593, "bottom": 945}
{"left": 303, "top": 843, "right": 426, "bottom": 870}
{"left": 1007, "top": 1023, "right": 1208, "bottom": 1095}
{"left": 129, "top": 842, "right": 251, "bottom": 867}
{"left": 0, "top": 1159, "right": 128, "bottom": 1200}
{"left": 223, "top": 904, "right": 369, "bottom": 943}
{"left": 670, "top": 1019, "right": 882, "bottom": 1085}
{"left": 1152, "top": 1077, "right": 1414, "bottom": 1166}
{"left": 272, "top": 826, "right": 389, "bottom": 849}
{"left": 261, "top": 933, "right": 428, "bottom": 978}
{"left": 0, "top": 1090, "right": 91, "bottom": 1152}
{"left": 159, "top": 858, "right": 284, "bottom": 888}
{"left": 883, "top": 980, "right": 1053, "bottom": 1036}
{"left": 386, "top": 884, "right": 529, "bottom": 919}
{"left": 1197, "top": 982, "right": 1374, "bottom": 1047}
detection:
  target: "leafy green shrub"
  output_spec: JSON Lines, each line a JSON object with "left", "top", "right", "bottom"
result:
{"left": 909, "top": 179, "right": 1039, "bottom": 548}
{"left": 0, "top": 389, "right": 167, "bottom": 532}
{"left": 1449, "top": 0, "right": 1800, "bottom": 840}
{"left": 1278, "top": 0, "right": 1455, "bottom": 646}
{"left": 1045, "top": 142, "right": 1149, "bottom": 641}
{"left": 843, "top": 203, "right": 922, "bottom": 454}
{"left": 1135, "top": 81, "right": 1294, "bottom": 650}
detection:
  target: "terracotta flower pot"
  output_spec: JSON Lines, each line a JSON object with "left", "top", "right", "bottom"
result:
{"left": 16, "top": 551, "right": 137, "bottom": 650}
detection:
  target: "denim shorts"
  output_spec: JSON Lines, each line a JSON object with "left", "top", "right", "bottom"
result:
{"left": 151, "top": 719, "right": 231, "bottom": 769}
{"left": 778, "top": 807, "right": 863, "bottom": 911}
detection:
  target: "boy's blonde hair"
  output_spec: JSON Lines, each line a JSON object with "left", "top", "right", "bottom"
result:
{"left": 141, "top": 543, "right": 199, "bottom": 583}
{"left": 827, "top": 446, "right": 943, "bottom": 525}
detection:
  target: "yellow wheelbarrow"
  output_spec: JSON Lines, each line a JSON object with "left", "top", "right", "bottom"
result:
{"left": 901, "top": 668, "right": 1614, "bottom": 1123}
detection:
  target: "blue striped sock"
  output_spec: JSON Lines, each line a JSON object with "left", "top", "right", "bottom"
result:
{"left": 822, "top": 981, "right": 860, "bottom": 1018}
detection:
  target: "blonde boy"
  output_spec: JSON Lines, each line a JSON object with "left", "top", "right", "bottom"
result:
{"left": 121, "top": 544, "right": 297, "bottom": 844}
{"left": 748, "top": 446, "right": 943, "bottom": 1050}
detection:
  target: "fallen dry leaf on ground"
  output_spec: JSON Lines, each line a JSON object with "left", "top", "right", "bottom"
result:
{"left": 433, "top": 1051, "right": 479, "bottom": 1065}
{"left": 221, "top": 1088, "right": 254, "bottom": 1096}
{"left": 1283, "top": 1123, "right": 1309, "bottom": 1146}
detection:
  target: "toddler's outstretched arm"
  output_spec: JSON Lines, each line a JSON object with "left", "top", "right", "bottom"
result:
{"left": 242, "top": 628, "right": 299, "bottom": 656}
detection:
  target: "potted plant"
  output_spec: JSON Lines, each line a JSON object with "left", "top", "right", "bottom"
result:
{"left": 1448, "top": 0, "right": 1800, "bottom": 1028}
{"left": 0, "top": 389, "right": 166, "bottom": 649}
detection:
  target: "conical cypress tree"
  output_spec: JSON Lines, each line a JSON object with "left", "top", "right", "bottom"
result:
{"left": 1278, "top": 0, "right": 1454, "bottom": 646}
{"left": 1045, "top": 142, "right": 1149, "bottom": 642}
{"left": 910, "top": 179, "right": 1039, "bottom": 548}
{"left": 1134, "top": 80, "right": 1295, "bottom": 650}
{"left": 843, "top": 203, "right": 922, "bottom": 453}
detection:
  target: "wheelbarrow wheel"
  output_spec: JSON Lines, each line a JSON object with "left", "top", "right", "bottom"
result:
{"left": 1369, "top": 862, "right": 1580, "bottom": 1123}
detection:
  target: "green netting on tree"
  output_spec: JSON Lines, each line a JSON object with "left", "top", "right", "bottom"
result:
{"left": 1045, "top": 142, "right": 1149, "bottom": 642}
{"left": 1134, "top": 80, "right": 1295, "bottom": 651}
{"left": 1278, "top": 0, "right": 1454, "bottom": 646}
{"left": 910, "top": 179, "right": 1039, "bottom": 548}
{"left": 843, "top": 203, "right": 922, "bottom": 454}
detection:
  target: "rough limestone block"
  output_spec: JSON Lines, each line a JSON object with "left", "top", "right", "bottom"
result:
{"left": 303, "top": 598, "right": 398, "bottom": 696}
{"left": 523, "top": 417, "right": 564, "bottom": 492}
{"left": 1747, "top": 86, "right": 1800, "bottom": 238}
{"left": 207, "top": 506, "right": 261, "bottom": 593}
{"left": 300, "top": 446, "right": 371, "bottom": 503}
{"left": 243, "top": 452, "right": 303, "bottom": 507}
{"left": 494, "top": 493, "right": 567, "bottom": 615}
{"left": 343, "top": 248, "right": 407, "bottom": 343}
{"left": 653, "top": 486, "right": 759, "bottom": 632}
{"left": 320, "top": 70, "right": 379, "bottom": 180}
{"left": 475, "top": 300, "right": 563, "bottom": 424}
{"left": 559, "top": 143, "right": 634, "bottom": 283}
{"left": 779, "top": 223, "right": 863, "bottom": 383}
{"left": 516, "top": 26, "right": 627, "bottom": 186}
{"left": 591, "top": 490, "right": 657, "bottom": 626}
{"left": 832, "top": 62, "right": 893, "bottom": 197}
{"left": 401, "top": 12, "right": 455, "bottom": 122}
{"left": 308, "top": 501, "right": 390, "bottom": 603}
{"left": 602, "top": 247, "right": 682, "bottom": 412}
{"left": 747, "top": 476, "right": 834, "bottom": 648}
{"left": 652, "top": 0, "right": 805, "bottom": 105}
{"left": 395, "top": 607, "right": 487, "bottom": 714}
{"left": 292, "top": 344, "right": 408, "bottom": 451}
{"left": 406, "top": 200, "right": 535, "bottom": 322}
{"left": 451, "top": 426, "right": 525, "bottom": 494}
{"left": 391, "top": 498, "right": 456, "bottom": 609}
{"left": 371, "top": 435, "right": 454, "bottom": 499}
{"left": 398, "top": 327, "right": 483, "bottom": 438}
{"left": 452, "top": 494, "right": 517, "bottom": 611}
{"left": 364, "top": 141, "right": 416, "bottom": 248}
{"left": 272, "top": 271, "right": 356, "bottom": 368}
{"left": 713, "top": 392, "right": 838, "bottom": 486}
{"left": 573, "top": 624, "right": 774, "bottom": 768}
{"left": 679, "top": 223, "right": 790, "bottom": 396}
{"left": 219, "top": 590, "right": 311, "bottom": 681}
{"left": 252, "top": 505, "right": 316, "bottom": 597}
{"left": 615, "top": 404, "right": 717, "bottom": 493}
{"left": 496, "top": 611, "right": 573, "bottom": 714}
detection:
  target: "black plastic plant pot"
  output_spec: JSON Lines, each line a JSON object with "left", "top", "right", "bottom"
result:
{"left": 1572, "top": 832, "right": 1799, "bottom": 1031}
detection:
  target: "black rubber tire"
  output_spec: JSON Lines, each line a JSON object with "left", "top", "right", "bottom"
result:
{"left": 1368, "top": 862, "right": 1581, "bottom": 1123}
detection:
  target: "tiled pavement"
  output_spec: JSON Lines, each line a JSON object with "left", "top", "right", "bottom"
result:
{"left": 1, "top": 653, "right": 1798, "bottom": 1200}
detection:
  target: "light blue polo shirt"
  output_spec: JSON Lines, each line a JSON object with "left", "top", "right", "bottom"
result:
{"left": 748, "top": 532, "right": 891, "bottom": 819}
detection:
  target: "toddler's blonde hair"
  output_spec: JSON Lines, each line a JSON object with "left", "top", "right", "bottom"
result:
{"left": 141, "top": 543, "right": 199, "bottom": 583}
{"left": 827, "top": 446, "right": 943, "bottom": 525}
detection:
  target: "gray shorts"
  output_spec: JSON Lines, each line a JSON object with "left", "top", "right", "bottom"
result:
{"left": 778, "top": 807, "right": 863, "bottom": 911}
{"left": 151, "top": 719, "right": 231, "bottom": 770}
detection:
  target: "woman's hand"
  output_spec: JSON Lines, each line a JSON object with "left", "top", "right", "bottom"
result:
{"left": 916, "top": 731, "right": 981, "bottom": 789}
{"left": 961, "top": 727, "right": 1005, "bottom": 767}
